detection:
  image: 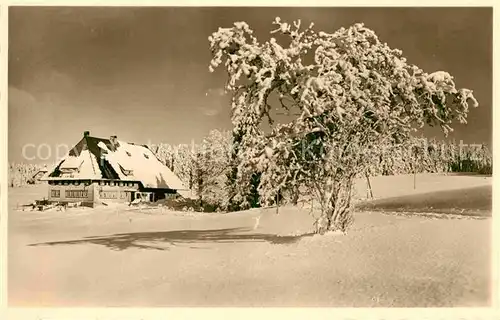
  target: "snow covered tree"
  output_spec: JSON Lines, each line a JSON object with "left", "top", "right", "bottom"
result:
{"left": 209, "top": 18, "right": 478, "bottom": 233}
{"left": 161, "top": 143, "right": 177, "bottom": 171}
{"left": 154, "top": 131, "right": 232, "bottom": 209}
{"left": 172, "top": 143, "right": 197, "bottom": 190}
{"left": 9, "top": 162, "right": 48, "bottom": 187}
{"left": 147, "top": 142, "right": 176, "bottom": 170}
{"left": 196, "top": 129, "right": 232, "bottom": 207}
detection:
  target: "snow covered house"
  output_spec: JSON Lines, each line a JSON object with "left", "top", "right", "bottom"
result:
{"left": 41, "top": 131, "right": 190, "bottom": 207}
{"left": 27, "top": 166, "right": 48, "bottom": 184}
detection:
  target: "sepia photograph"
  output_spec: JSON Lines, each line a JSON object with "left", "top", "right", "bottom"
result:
{"left": 5, "top": 5, "right": 495, "bottom": 309}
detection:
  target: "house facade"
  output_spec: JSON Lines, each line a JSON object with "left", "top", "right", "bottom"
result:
{"left": 41, "top": 131, "right": 191, "bottom": 207}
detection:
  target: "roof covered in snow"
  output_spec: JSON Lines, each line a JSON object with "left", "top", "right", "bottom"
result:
{"left": 42, "top": 134, "right": 188, "bottom": 191}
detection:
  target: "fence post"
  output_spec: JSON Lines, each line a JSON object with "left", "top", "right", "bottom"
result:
{"left": 276, "top": 193, "right": 280, "bottom": 214}
{"left": 365, "top": 173, "right": 374, "bottom": 199}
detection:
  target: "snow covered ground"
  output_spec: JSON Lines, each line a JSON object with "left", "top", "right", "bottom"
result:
{"left": 8, "top": 174, "right": 492, "bottom": 307}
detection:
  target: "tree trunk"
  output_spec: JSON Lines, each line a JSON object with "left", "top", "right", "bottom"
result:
{"left": 413, "top": 170, "right": 416, "bottom": 189}
{"left": 198, "top": 176, "right": 203, "bottom": 210}
{"left": 314, "top": 180, "right": 354, "bottom": 234}
{"left": 226, "top": 132, "right": 242, "bottom": 211}
{"left": 247, "top": 172, "right": 261, "bottom": 208}
{"left": 226, "top": 166, "right": 240, "bottom": 211}
{"left": 291, "top": 186, "right": 299, "bottom": 205}
{"left": 189, "top": 169, "right": 193, "bottom": 190}
{"left": 276, "top": 194, "right": 279, "bottom": 214}
{"left": 365, "top": 173, "right": 374, "bottom": 200}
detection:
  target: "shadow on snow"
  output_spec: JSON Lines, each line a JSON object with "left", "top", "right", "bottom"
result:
{"left": 28, "top": 227, "right": 315, "bottom": 251}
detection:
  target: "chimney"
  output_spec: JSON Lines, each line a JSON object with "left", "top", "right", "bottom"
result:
{"left": 109, "top": 135, "right": 119, "bottom": 150}
{"left": 84, "top": 131, "right": 90, "bottom": 137}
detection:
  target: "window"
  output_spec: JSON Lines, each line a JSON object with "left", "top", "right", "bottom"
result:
{"left": 100, "top": 191, "right": 118, "bottom": 199}
{"left": 65, "top": 190, "right": 88, "bottom": 198}
{"left": 165, "top": 193, "right": 176, "bottom": 200}
{"left": 51, "top": 190, "right": 60, "bottom": 198}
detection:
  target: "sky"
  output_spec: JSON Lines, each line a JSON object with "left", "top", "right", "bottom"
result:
{"left": 8, "top": 7, "right": 492, "bottom": 163}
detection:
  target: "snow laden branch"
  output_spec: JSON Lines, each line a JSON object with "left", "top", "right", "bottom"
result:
{"left": 208, "top": 19, "right": 478, "bottom": 233}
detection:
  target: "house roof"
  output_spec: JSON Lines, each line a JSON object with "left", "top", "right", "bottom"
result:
{"left": 42, "top": 134, "right": 189, "bottom": 191}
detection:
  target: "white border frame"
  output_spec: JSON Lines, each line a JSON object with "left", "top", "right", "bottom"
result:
{"left": 0, "top": 2, "right": 498, "bottom": 319}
